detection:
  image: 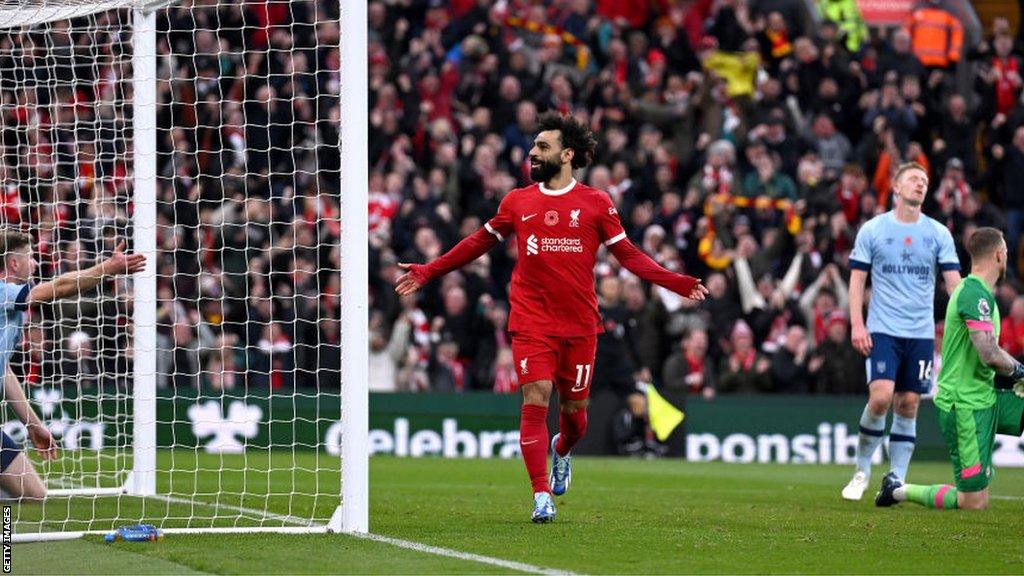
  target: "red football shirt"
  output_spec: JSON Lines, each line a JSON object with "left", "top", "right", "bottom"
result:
{"left": 484, "top": 179, "right": 626, "bottom": 337}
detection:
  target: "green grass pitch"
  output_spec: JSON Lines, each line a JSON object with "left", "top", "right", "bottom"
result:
{"left": 12, "top": 454, "right": 1024, "bottom": 574}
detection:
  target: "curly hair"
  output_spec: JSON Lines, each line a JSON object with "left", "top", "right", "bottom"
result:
{"left": 537, "top": 112, "right": 597, "bottom": 169}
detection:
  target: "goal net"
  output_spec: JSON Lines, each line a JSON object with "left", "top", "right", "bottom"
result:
{"left": 1, "top": 0, "right": 367, "bottom": 540}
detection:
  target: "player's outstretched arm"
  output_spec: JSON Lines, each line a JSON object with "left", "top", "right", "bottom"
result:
{"left": 4, "top": 368, "right": 57, "bottom": 461}
{"left": 27, "top": 241, "right": 145, "bottom": 305}
{"left": 607, "top": 239, "right": 709, "bottom": 300}
{"left": 394, "top": 263, "right": 425, "bottom": 296}
{"left": 395, "top": 227, "right": 499, "bottom": 296}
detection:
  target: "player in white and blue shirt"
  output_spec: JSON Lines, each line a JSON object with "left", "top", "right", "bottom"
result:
{"left": 0, "top": 281, "right": 30, "bottom": 375}
{"left": 0, "top": 279, "right": 31, "bottom": 477}
{"left": 0, "top": 231, "right": 145, "bottom": 500}
{"left": 851, "top": 214, "right": 960, "bottom": 341}
{"left": 841, "top": 163, "right": 963, "bottom": 501}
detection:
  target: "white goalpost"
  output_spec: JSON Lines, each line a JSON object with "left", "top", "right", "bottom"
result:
{"left": 0, "top": 0, "right": 367, "bottom": 541}
{"left": 337, "top": 0, "right": 368, "bottom": 536}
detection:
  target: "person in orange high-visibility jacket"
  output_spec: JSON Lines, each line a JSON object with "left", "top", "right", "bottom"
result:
{"left": 902, "top": 0, "right": 963, "bottom": 70}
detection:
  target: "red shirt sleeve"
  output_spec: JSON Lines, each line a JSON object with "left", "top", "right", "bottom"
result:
{"left": 410, "top": 192, "right": 517, "bottom": 284}
{"left": 484, "top": 191, "right": 516, "bottom": 242}
{"left": 412, "top": 227, "right": 499, "bottom": 285}
{"left": 596, "top": 192, "right": 627, "bottom": 247}
{"left": 608, "top": 239, "right": 699, "bottom": 297}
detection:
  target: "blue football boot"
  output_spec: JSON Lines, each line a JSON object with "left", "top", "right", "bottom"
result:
{"left": 549, "top": 434, "right": 572, "bottom": 496}
{"left": 531, "top": 491, "right": 556, "bottom": 523}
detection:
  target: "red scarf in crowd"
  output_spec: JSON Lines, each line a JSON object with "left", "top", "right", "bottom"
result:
{"left": 994, "top": 56, "right": 1021, "bottom": 115}
{"left": 685, "top": 354, "right": 705, "bottom": 393}
{"left": 493, "top": 364, "right": 518, "bottom": 394}
{"left": 836, "top": 185, "right": 860, "bottom": 224}
{"left": 439, "top": 357, "right": 466, "bottom": 392}
{"left": 701, "top": 165, "right": 733, "bottom": 195}
{"left": 938, "top": 180, "right": 971, "bottom": 214}
{"left": 765, "top": 29, "right": 793, "bottom": 59}
{"left": 814, "top": 310, "right": 829, "bottom": 345}
{"left": 730, "top": 348, "right": 756, "bottom": 371}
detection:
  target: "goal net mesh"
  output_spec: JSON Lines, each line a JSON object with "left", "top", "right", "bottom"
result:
{"left": 1, "top": 0, "right": 343, "bottom": 535}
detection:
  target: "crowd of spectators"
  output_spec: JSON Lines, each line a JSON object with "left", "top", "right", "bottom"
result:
{"left": 364, "top": 0, "right": 1024, "bottom": 399}
{"left": 4, "top": 0, "right": 1024, "bottom": 400}
{"left": 1, "top": 0, "right": 341, "bottom": 391}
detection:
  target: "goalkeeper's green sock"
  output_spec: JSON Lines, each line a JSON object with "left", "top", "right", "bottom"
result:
{"left": 896, "top": 484, "right": 958, "bottom": 509}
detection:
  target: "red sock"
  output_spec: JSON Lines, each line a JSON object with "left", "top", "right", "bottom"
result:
{"left": 519, "top": 404, "right": 550, "bottom": 494}
{"left": 555, "top": 408, "right": 587, "bottom": 456}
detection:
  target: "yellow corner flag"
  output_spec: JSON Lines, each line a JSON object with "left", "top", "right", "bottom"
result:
{"left": 645, "top": 384, "right": 685, "bottom": 442}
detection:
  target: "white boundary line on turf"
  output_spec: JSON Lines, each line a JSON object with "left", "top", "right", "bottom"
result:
{"left": 355, "top": 532, "right": 579, "bottom": 576}
{"left": 151, "top": 494, "right": 319, "bottom": 527}
{"left": 151, "top": 495, "right": 577, "bottom": 576}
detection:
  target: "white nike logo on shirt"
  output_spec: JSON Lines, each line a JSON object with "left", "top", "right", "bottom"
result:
{"left": 521, "top": 213, "right": 537, "bottom": 221}
{"left": 521, "top": 439, "right": 538, "bottom": 445}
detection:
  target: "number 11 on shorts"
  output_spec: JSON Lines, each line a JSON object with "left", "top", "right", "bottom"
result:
{"left": 572, "top": 364, "right": 591, "bottom": 392}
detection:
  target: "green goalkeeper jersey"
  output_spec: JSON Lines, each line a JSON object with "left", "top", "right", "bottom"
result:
{"left": 935, "top": 274, "right": 1000, "bottom": 411}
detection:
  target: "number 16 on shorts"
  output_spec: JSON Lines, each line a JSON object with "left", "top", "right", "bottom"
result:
{"left": 867, "top": 334, "right": 935, "bottom": 393}
{"left": 918, "top": 360, "right": 933, "bottom": 381}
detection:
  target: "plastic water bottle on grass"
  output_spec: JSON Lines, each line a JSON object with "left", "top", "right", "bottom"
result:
{"left": 104, "top": 524, "right": 164, "bottom": 542}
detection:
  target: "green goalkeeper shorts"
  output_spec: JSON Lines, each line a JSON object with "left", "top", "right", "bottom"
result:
{"left": 937, "top": 390, "right": 1024, "bottom": 493}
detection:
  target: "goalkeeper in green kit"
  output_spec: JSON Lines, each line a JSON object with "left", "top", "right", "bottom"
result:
{"left": 876, "top": 227, "right": 1024, "bottom": 510}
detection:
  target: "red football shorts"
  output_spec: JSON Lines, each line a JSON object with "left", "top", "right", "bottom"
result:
{"left": 511, "top": 332, "right": 597, "bottom": 400}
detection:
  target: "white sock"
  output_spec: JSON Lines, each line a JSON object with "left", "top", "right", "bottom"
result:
{"left": 888, "top": 414, "right": 917, "bottom": 480}
{"left": 893, "top": 486, "right": 908, "bottom": 502}
{"left": 855, "top": 405, "right": 886, "bottom": 476}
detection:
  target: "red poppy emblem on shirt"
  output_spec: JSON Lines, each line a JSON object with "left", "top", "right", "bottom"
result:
{"left": 904, "top": 236, "right": 912, "bottom": 245}
{"left": 545, "top": 210, "right": 559, "bottom": 226}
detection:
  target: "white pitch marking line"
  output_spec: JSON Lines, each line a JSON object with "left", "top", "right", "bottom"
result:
{"left": 151, "top": 494, "right": 318, "bottom": 526}
{"left": 355, "top": 532, "right": 579, "bottom": 576}
{"left": 151, "top": 495, "right": 577, "bottom": 575}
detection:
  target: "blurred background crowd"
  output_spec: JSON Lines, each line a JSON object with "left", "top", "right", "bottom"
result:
{"left": 1, "top": 0, "right": 342, "bottom": 391}
{"left": 3, "top": 0, "right": 1024, "bottom": 407}
{"left": 365, "top": 0, "right": 1024, "bottom": 402}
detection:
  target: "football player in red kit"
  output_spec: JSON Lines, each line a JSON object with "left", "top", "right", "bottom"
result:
{"left": 395, "top": 113, "right": 708, "bottom": 523}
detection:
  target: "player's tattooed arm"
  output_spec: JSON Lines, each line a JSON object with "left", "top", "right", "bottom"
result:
{"left": 968, "top": 329, "right": 1024, "bottom": 377}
